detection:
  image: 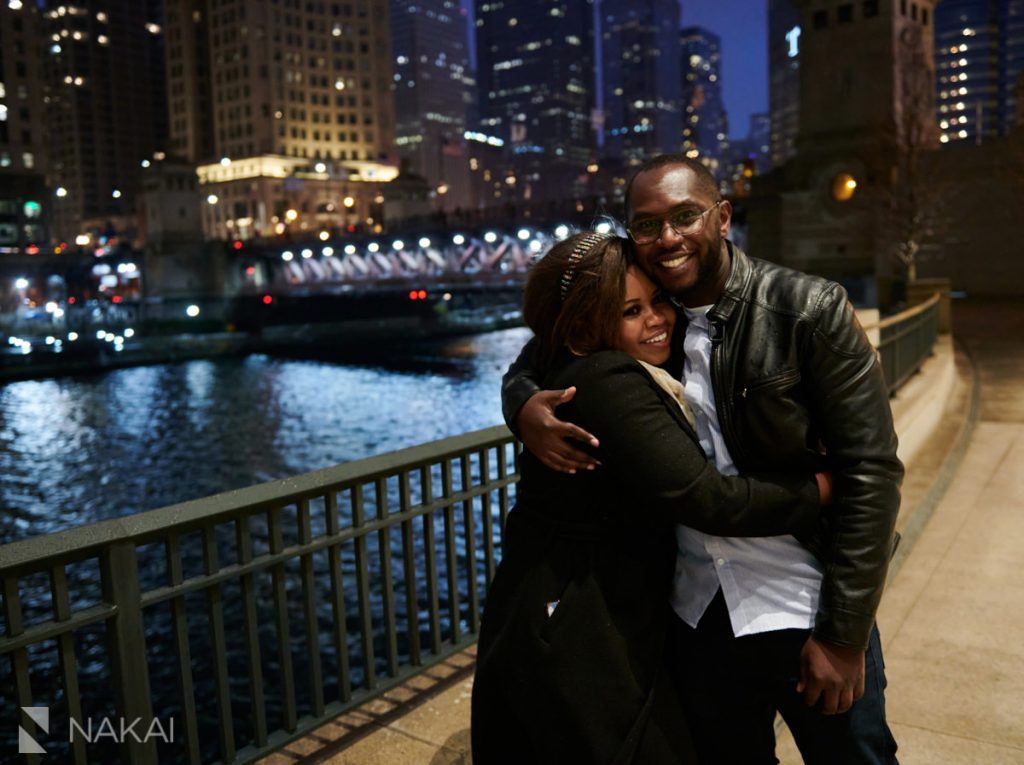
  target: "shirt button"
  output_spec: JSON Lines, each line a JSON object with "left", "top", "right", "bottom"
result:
{"left": 716, "top": 558, "right": 726, "bottom": 566}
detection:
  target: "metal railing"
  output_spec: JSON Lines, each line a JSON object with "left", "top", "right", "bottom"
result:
{"left": 0, "top": 295, "right": 941, "bottom": 764}
{"left": 1, "top": 427, "right": 519, "bottom": 765}
{"left": 863, "top": 293, "right": 940, "bottom": 393}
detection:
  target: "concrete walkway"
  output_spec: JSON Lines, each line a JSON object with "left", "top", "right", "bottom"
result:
{"left": 264, "top": 298, "right": 1024, "bottom": 765}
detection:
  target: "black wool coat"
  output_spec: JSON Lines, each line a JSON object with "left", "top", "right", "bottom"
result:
{"left": 471, "top": 350, "right": 822, "bottom": 764}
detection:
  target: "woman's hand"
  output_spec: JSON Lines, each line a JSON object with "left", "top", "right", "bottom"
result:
{"left": 516, "top": 388, "right": 600, "bottom": 474}
{"left": 814, "top": 472, "right": 834, "bottom": 506}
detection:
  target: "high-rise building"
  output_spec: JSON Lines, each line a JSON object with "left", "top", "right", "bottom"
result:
{"left": 680, "top": 26, "right": 728, "bottom": 179}
{"left": 934, "top": 0, "right": 1024, "bottom": 145}
{"left": 768, "top": 0, "right": 802, "bottom": 168}
{"left": 474, "top": 0, "right": 596, "bottom": 202}
{"left": 0, "top": 0, "right": 48, "bottom": 251}
{"left": 32, "top": 0, "right": 168, "bottom": 244}
{"left": 391, "top": 0, "right": 474, "bottom": 212}
{"left": 166, "top": 0, "right": 398, "bottom": 240}
{"left": 601, "top": 0, "right": 682, "bottom": 165}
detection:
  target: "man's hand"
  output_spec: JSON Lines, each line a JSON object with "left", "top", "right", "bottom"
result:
{"left": 516, "top": 388, "right": 600, "bottom": 474}
{"left": 796, "top": 636, "right": 865, "bottom": 715}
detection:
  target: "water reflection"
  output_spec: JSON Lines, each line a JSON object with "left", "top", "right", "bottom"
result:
{"left": 0, "top": 327, "right": 532, "bottom": 544}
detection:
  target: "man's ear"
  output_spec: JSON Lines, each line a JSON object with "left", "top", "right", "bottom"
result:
{"left": 718, "top": 200, "right": 733, "bottom": 238}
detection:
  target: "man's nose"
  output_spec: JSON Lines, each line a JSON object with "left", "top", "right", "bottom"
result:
{"left": 656, "top": 219, "right": 684, "bottom": 245}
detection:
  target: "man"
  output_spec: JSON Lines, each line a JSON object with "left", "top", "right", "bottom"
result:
{"left": 501, "top": 154, "right": 902, "bottom": 763}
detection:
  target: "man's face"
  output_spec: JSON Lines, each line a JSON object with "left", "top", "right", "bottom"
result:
{"left": 628, "top": 164, "right": 732, "bottom": 307}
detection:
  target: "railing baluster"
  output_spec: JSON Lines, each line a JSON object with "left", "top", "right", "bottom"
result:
{"left": 352, "top": 484, "right": 377, "bottom": 690}
{"left": 268, "top": 506, "right": 298, "bottom": 731}
{"left": 460, "top": 454, "right": 481, "bottom": 633}
{"left": 297, "top": 498, "right": 325, "bottom": 716}
{"left": 497, "top": 443, "right": 511, "bottom": 532}
{"left": 50, "top": 564, "right": 87, "bottom": 765}
{"left": 202, "top": 525, "right": 236, "bottom": 763}
{"left": 375, "top": 478, "right": 399, "bottom": 678}
{"left": 420, "top": 466, "right": 442, "bottom": 653}
{"left": 2, "top": 576, "right": 41, "bottom": 765}
{"left": 441, "top": 459, "right": 461, "bottom": 643}
{"left": 399, "top": 472, "right": 422, "bottom": 666}
{"left": 324, "top": 491, "right": 352, "bottom": 702}
{"left": 480, "top": 448, "right": 497, "bottom": 583}
{"left": 235, "top": 516, "right": 268, "bottom": 748}
{"left": 166, "top": 536, "right": 201, "bottom": 765}
{"left": 100, "top": 541, "right": 157, "bottom": 764}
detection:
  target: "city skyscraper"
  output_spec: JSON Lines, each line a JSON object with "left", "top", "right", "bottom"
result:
{"left": 934, "top": 0, "right": 1024, "bottom": 145}
{"left": 26, "top": 0, "right": 168, "bottom": 243}
{"left": 391, "top": 0, "right": 474, "bottom": 212}
{"left": 601, "top": 0, "right": 682, "bottom": 165}
{"left": 474, "top": 0, "right": 596, "bottom": 202}
{"left": 0, "top": 0, "right": 48, "bottom": 251}
{"left": 768, "top": 0, "right": 802, "bottom": 169}
{"left": 680, "top": 25, "right": 727, "bottom": 179}
{"left": 166, "top": 0, "right": 398, "bottom": 240}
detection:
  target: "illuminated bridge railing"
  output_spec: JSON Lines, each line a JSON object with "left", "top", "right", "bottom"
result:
{"left": 863, "top": 293, "right": 941, "bottom": 393}
{"left": 0, "top": 426, "right": 519, "bottom": 765}
{"left": 0, "top": 296, "right": 941, "bottom": 764}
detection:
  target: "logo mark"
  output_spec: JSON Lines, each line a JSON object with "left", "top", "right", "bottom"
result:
{"left": 19, "top": 706, "right": 49, "bottom": 754}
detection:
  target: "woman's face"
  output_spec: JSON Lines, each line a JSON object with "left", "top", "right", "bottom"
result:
{"left": 617, "top": 267, "right": 676, "bottom": 365}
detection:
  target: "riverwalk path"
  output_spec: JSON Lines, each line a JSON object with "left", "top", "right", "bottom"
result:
{"left": 261, "top": 298, "right": 1024, "bottom": 765}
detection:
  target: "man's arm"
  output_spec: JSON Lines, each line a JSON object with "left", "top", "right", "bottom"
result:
{"left": 806, "top": 284, "right": 903, "bottom": 648}
{"left": 501, "top": 337, "right": 600, "bottom": 473}
{"left": 799, "top": 284, "right": 903, "bottom": 712}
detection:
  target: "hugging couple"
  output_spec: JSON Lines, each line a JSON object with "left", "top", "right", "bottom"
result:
{"left": 471, "top": 154, "right": 902, "bottom": 765}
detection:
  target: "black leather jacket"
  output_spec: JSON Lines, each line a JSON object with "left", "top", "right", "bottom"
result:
{"left": 501, "top": 243, "right": 903, "bottom": 650}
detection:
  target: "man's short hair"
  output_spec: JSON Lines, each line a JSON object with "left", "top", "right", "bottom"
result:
{"left": 624, "top": 154, "right": 721, "bottom": 220}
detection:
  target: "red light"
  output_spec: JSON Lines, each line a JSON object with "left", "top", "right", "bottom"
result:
{"left": 417, "top": 290, "right": 427, "bottom": 299}
{"left": 233, "top": 240, "right": 243, "bottom": 250}
{"left": 346, "top": 224, "right": 356, "bottom": 233}
{"left": 246, "top": 266, "right": 256, "bottom": 275}
{"left": 26, "top": 244, "right": 40, "bottom": 255}
{"left": 408, "top": 290, "right": 418, "bottom": 300}
{"left": 262, "top": 294, "right": 273, "bottom": 305}
{"left": 112, "top": 295, "right": 123, "bottom": 304}
{"left": 68, "top": 297, "right": 77, "bottom": 304}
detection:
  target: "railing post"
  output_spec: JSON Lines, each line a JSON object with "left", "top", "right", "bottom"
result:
{"left": 100, "top": 541, "right": 158, "bottom": 765}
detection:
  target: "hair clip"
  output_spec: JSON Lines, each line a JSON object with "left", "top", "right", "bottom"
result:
{"left": 560, "top": 232, "right": 611, "bottom": 301}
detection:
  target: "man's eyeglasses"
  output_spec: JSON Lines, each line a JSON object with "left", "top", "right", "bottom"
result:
{"left": 627, "top": 201, "right": 723, "bottom": 245}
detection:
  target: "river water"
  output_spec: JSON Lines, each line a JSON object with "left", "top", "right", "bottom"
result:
{"left": 0, "top": 327, "right": 532, "bottom": 545}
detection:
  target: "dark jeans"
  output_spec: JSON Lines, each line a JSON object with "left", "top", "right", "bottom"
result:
{"left": 667, "top": 590, "right": 898, "bottom": 765}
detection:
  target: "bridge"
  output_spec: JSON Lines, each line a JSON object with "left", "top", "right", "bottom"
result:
{"left": 8, "top": 294, "right": 1021, "bottom": 765}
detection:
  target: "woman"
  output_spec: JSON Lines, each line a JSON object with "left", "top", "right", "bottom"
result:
{"left": 471, "top": 233, "right": 830, "bottom": 764}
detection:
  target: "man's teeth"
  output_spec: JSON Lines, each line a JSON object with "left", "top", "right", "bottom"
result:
{"left": 661, "top": 254, "right": 691, "bottom": 268}
{"left": 643, "top": 332, "right": 668, "bottom": 344}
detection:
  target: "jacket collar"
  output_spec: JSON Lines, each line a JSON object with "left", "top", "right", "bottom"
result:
{"left": 708, "top": 239, "right": 750, "bottom": 325}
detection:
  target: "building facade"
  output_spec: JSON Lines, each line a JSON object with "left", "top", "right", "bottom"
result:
{"left": 768, "top": 0, "right": 802, "bottom": 168}
{"left": 165, "top": 0, "right": 398, "bottom": 241}
{"left": 680, "top": 26, "right": 728, "bottom": 180}
{"left": 391, "top": 0, "right": 474, "bottom": 213}
{"left": 601, "top": 0, "right": 682, "bottom": 166}
{"left": 474, "top": 0, "right": 596, "bottom": 203}
{"left": 750, "top": 0, "right": 941, "bottom": 308}
{"left": 0, "top": 0, "right": 49, "bottom": 252}
{"left": 24, "top": 0, "right": 168, "bottom": 245}
{"left": 934, "top": 0, "right": 1024, "bottom": 144}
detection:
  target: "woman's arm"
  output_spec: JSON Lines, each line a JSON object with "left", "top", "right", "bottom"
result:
{"left": 567, "top": 351, "right": 821, "bottom": 537}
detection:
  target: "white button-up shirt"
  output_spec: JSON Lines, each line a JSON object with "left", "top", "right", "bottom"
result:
{"left": 669, "top": 306, "right": 824, "bottom": 637}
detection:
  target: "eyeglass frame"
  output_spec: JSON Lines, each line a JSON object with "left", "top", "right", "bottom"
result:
{"left": 626, "top": 200, "right": 724, "bottom": 245}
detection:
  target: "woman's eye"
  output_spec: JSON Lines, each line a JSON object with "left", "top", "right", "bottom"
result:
{"left": 623, "top": 305, "right": 640, "bottom": 316}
